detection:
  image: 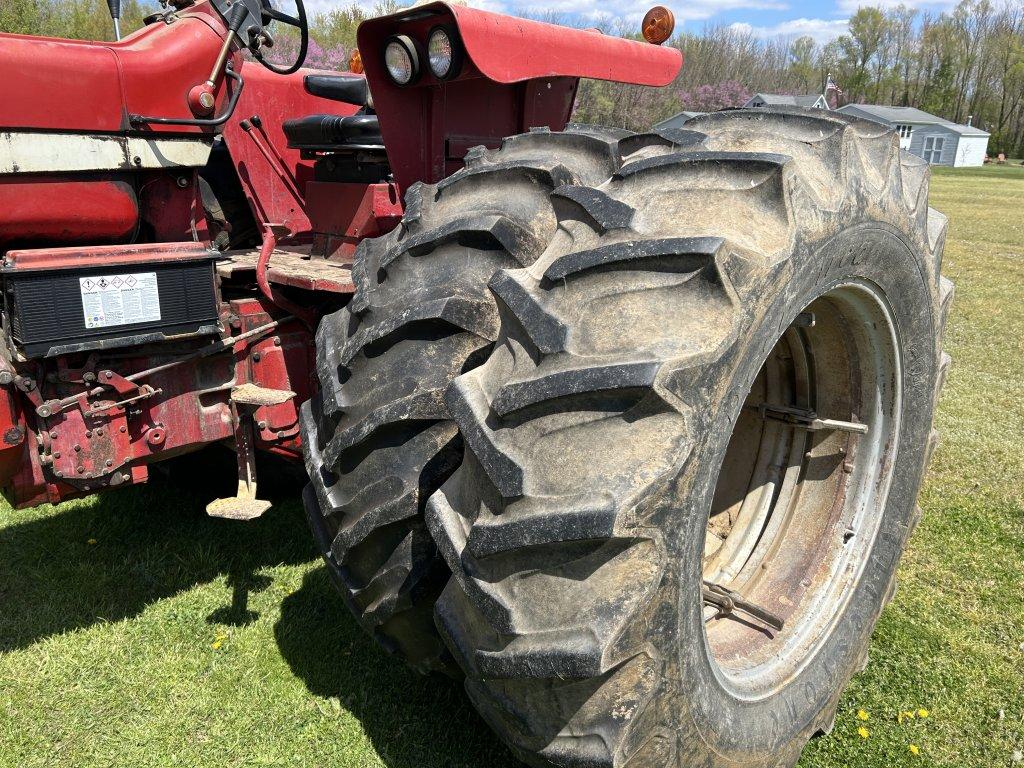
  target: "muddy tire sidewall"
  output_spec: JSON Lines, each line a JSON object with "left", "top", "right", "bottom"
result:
{"left": 674, "top": 223, "right": 937, "bottom": 761}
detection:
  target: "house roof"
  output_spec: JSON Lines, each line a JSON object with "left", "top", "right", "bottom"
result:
{"left": 653, "top": 111, "right": 707, "bottom": 129}
{"left": 837, "top": 104, "right": 990, "bottom": 136}
{"left": 747, "top": 93, "right": 826, "bottom": 108}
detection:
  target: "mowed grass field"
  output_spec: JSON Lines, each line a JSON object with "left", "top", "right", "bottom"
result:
{"left": 1, "top": 163, "right": 1023, "bottom": 768}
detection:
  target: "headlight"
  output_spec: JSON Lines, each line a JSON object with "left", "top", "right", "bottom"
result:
{"left": 384, "top": 35, "right": 419, "bottom": 85}
{"left": 427, "top": 25, "right": 462, "bottom": 80}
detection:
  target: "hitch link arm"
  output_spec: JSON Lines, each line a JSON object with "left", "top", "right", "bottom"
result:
{"left": 753, "top": 403, "right": 868, "bottom": 435}
{"left": 702, "top": 581, "right": 786, "bottom": 632}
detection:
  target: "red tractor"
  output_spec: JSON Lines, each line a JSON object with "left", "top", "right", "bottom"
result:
{"left": 0, "top": 1, "right": 953, "bottom": 765}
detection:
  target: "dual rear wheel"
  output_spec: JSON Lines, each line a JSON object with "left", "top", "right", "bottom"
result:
{"left": 302, "top": 109, "right": 952, "bottom": 766}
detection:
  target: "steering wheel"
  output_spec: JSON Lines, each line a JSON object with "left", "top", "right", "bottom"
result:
{"left": 251, "top": 0, "right": 308, "bottom": 75}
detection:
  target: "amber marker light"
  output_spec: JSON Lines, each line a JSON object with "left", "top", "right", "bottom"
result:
{"left": 349, "top": 48, "right": 364, "bottom": 74}
{"left": 642, "top": 5, "right": 675, "bottom": 44}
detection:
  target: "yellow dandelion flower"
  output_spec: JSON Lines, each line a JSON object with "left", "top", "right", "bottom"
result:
{"left": 857, "top": 709, "right": 870, "bottom": 721}
{"left": 211, "top": 639, "right": 223, "bottom": 650}
{"left": 87, "top": 538, "right": 98, "bottom": 545}
{"left": 909, "top": 744, "right": 920, "bottom": 756}
{"left": 918, "top": 708, "right": 929, "bottom": 718}
{"left": 903, "top": 710, "right": 916, "bottom": 720}
{"left": 857, "top": 726, "right": 870, "bottom": 739}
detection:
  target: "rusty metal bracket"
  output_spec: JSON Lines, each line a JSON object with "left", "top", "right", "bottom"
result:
{"left": 206, "top": 392, "right": 275, "bottom": 521}
{"left": 14, "top": 376, "right": 44, "bottom": 409}
{"left": 35, "top": 318, "right": 289, "bottom": 418}
{"left": 87, "top": 386, "right": 162, "bottom": 416}
{"left": 702, "top": 581, "right": 785, "bottom": 632}
{"left": 753, "top": 403, "right": 868, "bottom": 435}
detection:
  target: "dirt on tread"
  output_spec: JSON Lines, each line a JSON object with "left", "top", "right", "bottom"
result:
{"left": 426, "top": 108, "right": 952, "bottom": 765}
{"left": 299, "top": 127, "right": 673, "bottom": 673}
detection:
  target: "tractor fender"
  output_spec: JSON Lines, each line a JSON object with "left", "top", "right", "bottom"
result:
{"left": 356, "top": 3, "right": 683, "bottom": 190}
{"left": 358, "top": 2, "right": 681, "bottom": 87}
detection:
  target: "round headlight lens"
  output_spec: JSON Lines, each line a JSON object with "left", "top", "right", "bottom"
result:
{"left": 384, "top": 36, "right": 418, "bottom": 85}
{"left": 428, "top": 27, "right": 453, "bottom": 78}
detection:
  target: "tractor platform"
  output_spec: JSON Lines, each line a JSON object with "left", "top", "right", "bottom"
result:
{"left": 217, "top": 246, "right": 354, "bottom": 294}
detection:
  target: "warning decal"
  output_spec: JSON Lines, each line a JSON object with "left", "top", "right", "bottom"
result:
{"left": 80, "top": 272, "right": 161, "bottom": 329}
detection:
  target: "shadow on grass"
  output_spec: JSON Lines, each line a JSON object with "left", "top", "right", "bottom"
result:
{"left": 0, "top": 447, "right": 517, "bottom": 766}
{"left": 274, "top": 566, "right": 520, "bottom": 768}
{"left": 0, "top": 448, "right": 316, "bottom": 653}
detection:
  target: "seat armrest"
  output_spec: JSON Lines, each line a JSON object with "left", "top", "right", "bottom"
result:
{"left": 304, "top": 75, "right": 369, "bottom": 107}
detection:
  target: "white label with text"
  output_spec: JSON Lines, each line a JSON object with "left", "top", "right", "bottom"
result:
{"left": 80, "top": 272, "right": 161, "bottom": 329}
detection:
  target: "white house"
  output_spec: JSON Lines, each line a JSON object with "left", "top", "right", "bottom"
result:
{"left": 744, "top": 93, "right": 830, "bottom": 110}
{"left": 837, "top": 104, "right": 990, "bottom": 167}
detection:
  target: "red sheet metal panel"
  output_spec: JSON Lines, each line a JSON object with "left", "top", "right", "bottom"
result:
{"left": 0, "top": 177, "right": 139, "bottom": 247}
{"left": 0, "top": 6, "right": 231, "bottom": 134}
{"left": 5, "top": 241, "right": 210, "bottom": 271}
{"left": 447, "top": 4, "right": 681, "bottom": 86}
{"left": 357, "top": 3, "right": 681, "bottom": 190}
{"left": 358, "top": 2, "right": 681, "bottom": 87}
{"left": 221, "top": 66, "right": 362, "bottom": 241}
{"left": 0, "top": 35, "right": 124, "bottom": 132}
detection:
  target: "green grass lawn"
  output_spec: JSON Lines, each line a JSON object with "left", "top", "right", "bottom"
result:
{"left": 2, "top": 163, "right": 1023, "bottom": 768}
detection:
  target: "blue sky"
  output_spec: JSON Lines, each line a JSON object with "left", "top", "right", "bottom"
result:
{"left": 303, "top": 0, "right": 962, "bottom": 44}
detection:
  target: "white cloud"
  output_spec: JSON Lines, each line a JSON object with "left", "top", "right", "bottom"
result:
{"left": 834, "top": 0, "right": 958, "bottom": 12}
{"left": 500, "top": 0, "right": 789, "bottom": 25}
{"left": 301, "top": 0, "right": 789, "bottom": 26}
{"left": 729, "top": 17, "right": 849, "bottom": 43}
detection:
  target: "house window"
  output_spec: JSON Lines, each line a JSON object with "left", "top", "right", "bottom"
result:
{"left": 923, "top": 136, "right": 945, "bottom": 163}
{"left": 896, "top": 124, "right": 913, "bottom": 139}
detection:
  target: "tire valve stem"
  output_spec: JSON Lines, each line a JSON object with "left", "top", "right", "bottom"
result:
{"left": 702, "top": 581, "right": 786, "bottom": 632}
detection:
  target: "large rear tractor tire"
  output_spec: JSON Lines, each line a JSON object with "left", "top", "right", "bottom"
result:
{"left": 301, "top": 127, "right": 680, "bottom": 673}
{"left": 428, "top": 108, "right": 952, "bottom": 765}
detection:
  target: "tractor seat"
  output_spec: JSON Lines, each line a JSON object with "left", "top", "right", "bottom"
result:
{"left": 282, "top": 114, "right": 384, "bottom": 152}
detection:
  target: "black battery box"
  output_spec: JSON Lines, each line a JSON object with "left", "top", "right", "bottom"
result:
{"left": 2, "top": 242, "right": 221, "bottom": 358}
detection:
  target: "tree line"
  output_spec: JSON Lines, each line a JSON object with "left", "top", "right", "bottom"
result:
{"left": 578, "top": 0, "right": 1024, "bottom": 156}
{"left": 3, "top": 0, "right": 1023, "bottom": 155}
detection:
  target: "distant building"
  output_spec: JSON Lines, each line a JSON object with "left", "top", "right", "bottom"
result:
{"left": 744, "top": 93, "right": 829, "bottom": 109}
{"left": 837, "top": 104, "right": 990, "bottom": 167}
{"left": 653, "top": 111, "right": 707, "bottom": 131}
